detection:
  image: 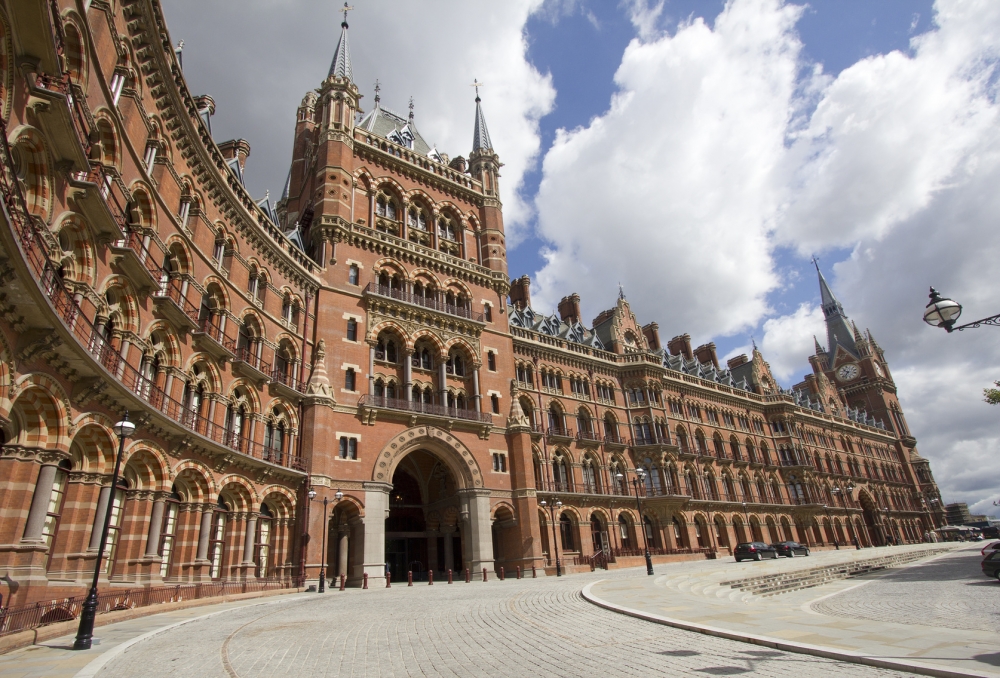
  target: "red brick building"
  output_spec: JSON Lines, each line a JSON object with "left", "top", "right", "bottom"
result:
{"left": 0, "top": 0, "right": 943, "bottom": 606}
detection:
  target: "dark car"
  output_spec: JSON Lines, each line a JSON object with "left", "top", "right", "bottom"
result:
{"left": 772, "top": 541, "right": 810, "bottom": 558}
{"left": 982, "top": 550, "right": 1000, "bottom": 582}
{"left": 981, "top": 541, "right": 999, "bottom": 557}
{"left": 734, "top": 542, "right": 778, "bottom": 562}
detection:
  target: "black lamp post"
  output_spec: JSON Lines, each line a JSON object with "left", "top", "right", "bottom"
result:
{"left": 310, "top": 489, "right": 344, "bottom": 593}
{"left": 619, "top": 469, "right": 653, "bottom": 575}
{"left": 923, "top": 287, "right": 1000, "bottom": 332}
{"left": 539, "top": 498, "right": 562, "bottom": 576}
{"left": 73, "top": 412, "right": 135, "bottom": 651}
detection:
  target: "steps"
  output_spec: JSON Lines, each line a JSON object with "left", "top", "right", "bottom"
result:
{"left": 719, "top": 547, "right": 953, "bottom": 598}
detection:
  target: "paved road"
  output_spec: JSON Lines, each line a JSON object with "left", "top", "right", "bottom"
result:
{"left": 813, "top": 546, "right": 1000, "bottom": 634}
{"left": 97, "top": 569, "right": 915, "bottom": 678}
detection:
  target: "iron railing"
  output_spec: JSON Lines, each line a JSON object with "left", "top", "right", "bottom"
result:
{"left": 359, "top": 394, "right": 493, "bottom": 424}
{"left": 363, "top": 283, "right": 485, "bottom": 322}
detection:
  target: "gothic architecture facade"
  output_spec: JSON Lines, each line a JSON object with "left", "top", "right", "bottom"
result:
{"left": 0, "top": 0, "right": 943, "bottom": 606}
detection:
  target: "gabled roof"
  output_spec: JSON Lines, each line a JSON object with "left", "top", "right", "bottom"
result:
{"left": 664, "top": 353, "right": 751, "bottom": 391}
{"left": 358, "top": 104, "right": 432, "bottom": 156}
{"left": 226, "top": 156, "right": 244, "bottom": 186}
{"left": 509, "top": 305, "right": 605, "bottom": 350}
{"left": 256, "top": 192, "right": 276, "bottom": 223}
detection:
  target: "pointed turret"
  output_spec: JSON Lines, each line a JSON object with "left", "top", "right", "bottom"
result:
{"left": 814, "top": 260, "right": 858, "bottom": 359}
{"left": 813, "top": 335, "right": 825, "bottom": 356}
{"left": 328, "top": 4, "right": 353, "bottom": 81}
{"left": 472, "top": 89, "right": 493, "bottom": 152}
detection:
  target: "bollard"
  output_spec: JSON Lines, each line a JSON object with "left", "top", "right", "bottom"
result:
{"left": 408, "top": 570, "right": 413, "bottom": 586}
{"left": 447, "top": 569, "right": 453, "bottom": 584}
{"left": 516, "top": 566, "right": 521, "bottom": 580}
{"left": 386, "top": 571, "right": 391, "bottom": 588}
{"left": 532, "top": 565, "right": 537, "bottom": 578}
{"left": 339, "top": 574, "right": 346, "bottom": 591}
{"left": 499, "top": 566, "right": 505, "bottom": 581}
{"left": 363, "top": 573, "right": 368, "bottom": 589}
{"left": 429, "top": 569, "right": 434, "bottom": 585}
{"left": 482, "top": 567, "right": 488, "bottom": 582}
{"left": 465, "top": 568, "right": 471, "bottom": 583}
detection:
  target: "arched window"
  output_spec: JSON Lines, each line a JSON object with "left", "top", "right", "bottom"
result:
{"left": 548, "top": 404, "right": 564, "bottom": 433}
{"left": 102, "top": 477, "right": 129, "bottom": 575}
{"left": 225, "top": 402, "right": 247, "bottom": 450}
{"left": 560, "top": 513, "right": 575, "bottom": 551}
{"left": 619, "top": 515, "right": 631, "bottom": 549}
{"left": 37, "top": 459, "right": 71, "bottom": 569}
{"left": 159, "top": 487, "right": 182, "bottom": 578}
{"left": 446, "top": 349, "right": 465, "bottom": 376}
{"left": 553, "top": 454, "right": 570, "bottom": 492}
{"left": 611, "top": 461, "right": 628, "bottom": 495}
{"left": 209, "top": 496, "right": 229, "bottom": 579}
{"left": 582, "top": 456, "right": 598, "bottom": 493}
{"left": 604, "top": 413, "right": 619, "bottom": 442}
{"left": 256, "top": 503, "right": 273, "bottom": 577}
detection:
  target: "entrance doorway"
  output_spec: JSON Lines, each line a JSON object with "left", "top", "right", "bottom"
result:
{"left": 385, "top": 449, "right": 463, "bottom": 583}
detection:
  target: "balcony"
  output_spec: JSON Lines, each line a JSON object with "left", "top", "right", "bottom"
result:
{"left": 110, "top": 229, "right": 163, "bottom": 294}
{"left": 66, "top": 165, "right": 126, "bottom": 242}
{"left": 632, "top": 433, "right": 671, "bottom": 448}
{"left": 604, "top": 433, "right": 628, "bottom": 448}
{"left": 359, "top": 394, "right": 493, "bottom": 424}
{"left": 576, "top": 428, "right": 602, "bottom": 444}
{"left": 192, "top": 316, "right": 237, "bottom": 362}
{"left": 26, "top": 73, "right": 90, "bottom": 172}
{"left": 232, "top": 346, "right": 271, "bottom": 387}
{"left": 152, "top": 278, "right": 198, "bottom": 333}
{"left": 269, "top": 367, "right": 304, "bottom": 402}
{"left": 363, "top": 283, "right": 485, "bottom": 322}
{"left": 546, "top": 426, "right": 574, "bottom": 443}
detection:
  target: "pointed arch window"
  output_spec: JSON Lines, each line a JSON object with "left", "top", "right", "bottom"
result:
{"left": 159, "top": 487, "right": 182, "bottom": 578}
{"left": 209, "top": 497, "right": 229, "bottom": 579}
{"left": 552, "top": 455, "right": 570, "bottom": 492}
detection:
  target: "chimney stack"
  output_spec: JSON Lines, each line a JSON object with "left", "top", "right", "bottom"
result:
{"left": 694, "top": 342, "right": 719, "bottom": 369}
{"left": 557, "top": 293, "right": 582, "bottom": 324}
{"left": 218, "top": 138, "right": 251, "bottom": 173}
{"left": 642, "top": 322, "right": 661, "bottom": 350}
{"left": 727, "top": 354, "right": 749, "bottom": 369}
{"left": 509, "top": 275, "right": 531, "bottom": 310}
{"left": 667, "top": 334, "right": 693, "bottom": 360}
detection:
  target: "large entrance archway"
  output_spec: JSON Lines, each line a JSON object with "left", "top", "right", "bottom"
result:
{"left": 360, "top": 426, "right": 492, "bottom": 586}
{"left": 385, "top": 449, "right": 463, "bottom": 582}
{"left": 858, "top": 491, "right": 880, "bottom": 546}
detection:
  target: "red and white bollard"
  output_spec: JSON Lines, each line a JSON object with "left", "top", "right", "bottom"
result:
{"left": 447, "top": 569, "right": 453, "bottom": 584}
{"left": 339, "top": 574, "right": 346, "bottom": 591}
{"left": 363, "top": 573, "right": 368, "bottom": 589}
{"left": 386, "top": 571, "right": 391, "bottom": 588}
{"left": 408, "top": 570, "right": 413, "bottom": 586}
{"left": 499, "top": 566, "right": 505, "bottom": 581}
{"left": 482, "top": 567, "right": 488, "bottom": 582}
{"left": 516, "top": 566, "right": 521, "bottom": 580}
{"left": 428, "top": 569, "right": 434, "bottom": 585}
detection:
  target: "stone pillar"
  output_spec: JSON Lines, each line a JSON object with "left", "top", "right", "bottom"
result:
{"left": 145, "top": 497, "right": 166, "bottom": 556}
{"left": 473, "top": 369, "right": 481, "bottom": 412}
{"left": 196, "top": 507, "right": 213, "bottom": 561}
{"left": 459, "top": 488, "right": 494, "bottom": 574}
{"left": 242, "top": 514, "right": 258, "bottom": 578}
{"left": 438, "top": 361, "right": 448, "bottom": 405}
{"left": 505, "top": 426, "right": 546, "bottom": 573}
{"left": 22, "top": 464, "right": 59, "bottom": 541}
{"left": 368, "top": 345, "right": 375, "bottom": 395}
{"left": 359, "top": 482, "right": 390, "bottom": 586}
{"left": 88, "top": 485, "right": 113, "bottom": 550}
{"left": 337, "top": 528, "right": 349, "bottom": 578}
{"left": 404, "top": 352, "right": 413, "bottom": 402}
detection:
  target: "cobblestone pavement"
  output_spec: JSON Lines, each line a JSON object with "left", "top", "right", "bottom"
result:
{"left": 812, "top": 546, "right": 1000, "bottom": 633}
{"left": 97, "top": 568, "right": 916, "bottom": 678}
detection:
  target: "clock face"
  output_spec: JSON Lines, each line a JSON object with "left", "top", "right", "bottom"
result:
{"left": 874, "top": 362, "right": 884, "bottom": 377}
{"left": 837, "top": 364, "right": 860, "bottom": 382}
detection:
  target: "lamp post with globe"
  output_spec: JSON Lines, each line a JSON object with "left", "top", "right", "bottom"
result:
{"left": 923, "top": 288, "right": 1000, "bottom": 332}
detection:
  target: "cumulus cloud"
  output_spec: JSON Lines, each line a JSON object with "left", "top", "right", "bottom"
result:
{"left": 533, "top": 0, "right": 803, "bottom": 336}
{"left": 759, "top": 303, "right": 824, "bottom": 383}
{"left": 160, "top": 0, "right": 554, "bottom": 241}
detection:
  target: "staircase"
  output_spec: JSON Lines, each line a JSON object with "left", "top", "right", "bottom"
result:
{"left": 720, "top": 547, "right": 954, "bottom": 598}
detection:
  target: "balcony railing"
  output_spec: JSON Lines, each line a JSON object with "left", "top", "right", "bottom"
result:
{"left": 604, "top": 433, "right": 627, "bottom": 446}
{"left": 576, "top": 428, "right": 602, "bottom": 442}
{"left": 0, "top": 117, "right": 305, "bottom": 473}
{"left": 270, "top": 367, "right": 304, "bottom": 394}
{"left": 195, "top": 316, "right": 238, "bottom": 354}
{"left": 234, "top": 345, "right": 271, "bottom": 376}
{"left": 363, "top": 283, "right": 484, "bottom": 322}
{"left": 154, "top": 278, "right": 199, "bottom": 325}
{"left": 632, "top": 433, "right": 670, "bottom": 447}
{"left": 119, "top": 228, "right": 164, "bottom": 280}
{"left": 547, "top": 426, "right": 573, "bottom": 439}
{"left": 359, "top": 394, "right": 492, "bottom": 424}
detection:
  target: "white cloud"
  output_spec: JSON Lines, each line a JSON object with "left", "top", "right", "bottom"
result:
{"left": 759, "top": 303, "right": 824, "bottom": 383}
{"left": 533, "top": 0, "right": 803, "bottom": 337}
{"left": 161, "top": 0, "right": 554, "bottom": 242}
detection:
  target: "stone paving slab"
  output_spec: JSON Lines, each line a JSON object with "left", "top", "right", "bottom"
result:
{"left": 585, "top": 543, "right": 999, "bottom": 678}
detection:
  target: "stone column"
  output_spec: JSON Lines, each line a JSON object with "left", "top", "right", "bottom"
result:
{"left": 88, "top": 485, "right": 113, "bottom": 550}
{"left": 404, "top": 351, "right": 413, "bottom": 402}
{"left": 22, "top": 464, "right": 58, "bottom": 541}
{"left": 337, "top": 528, "right": 349, "bottom": 578}
{"left": 438, "top": 361, "right": 448, "bottom": 405}
{"left": 359, "top": 482, "right": 391, "bottom": 586}
{"left": 472, "top": 369, "right": 481, "bottom": 412}
{"left": 243, "top": 514, "right": 258, "bottom": 567}
{"left": 368, "top": 345, "right": 375, "bottom": 395}
{"left": 145, "top": 496, "right": 166, "bottom": 556}
{"left": 196, "top": 507, "right": 213, "bottom": 561}
{"left": 459, "top": 488, "right": 494, "bottom": 574}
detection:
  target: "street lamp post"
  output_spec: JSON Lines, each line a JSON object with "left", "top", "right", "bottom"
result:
{"left": 539, "top": 499, "right": 562, "bottom": 576}
{"left": 73, "top": 413, "right": 135, "bottom": 651}
{"left": 619, "top": 469, "right": 654, "bottom": 575}
{"left": 310, "top": 488, "right": 344, "bottom": 593}
{"left": 923, "top": 287, "right": 1000, "bottom": 332}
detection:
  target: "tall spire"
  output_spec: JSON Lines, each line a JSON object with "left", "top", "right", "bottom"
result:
{"left": 328, "top": 3, "right": 354, "bottom": 81}
{"left": 471, "top": 79, "right": 493, "bottom": 152}
{"left": 813, "top": 258, "right": 858, "bottom": 359}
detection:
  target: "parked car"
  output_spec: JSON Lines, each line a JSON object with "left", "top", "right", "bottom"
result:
{"left": 981, "top": 541, "right": 1000, "bottom": 557}
{"left": 734, "top": 542, "right": 779, "bottom": 561}
{"left": 772, "top": 541, "right": 810, "bottom": 558}
{"left": 982, "top": 550, "right": 1000, "bottom": 581}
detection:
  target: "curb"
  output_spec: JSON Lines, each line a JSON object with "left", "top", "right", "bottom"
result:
{"left": 581, "top": 581, "right": 997, "bottom": 678}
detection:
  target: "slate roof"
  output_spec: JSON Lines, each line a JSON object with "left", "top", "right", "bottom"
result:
{"left": 328, "top": 22, "right": 352, "bottom": 80}
{"left": 358, "top": 104, "right": 432, "bottom": 156}
{"left": 663, "top": 353, "right": 752, "bottom": 391}
{"left": 472, "top": 95, "right": 493, "bottom": 152}
{"left": 509, "top": 305, "right": 605, "bottom": 350}
{"left": 816, "top": 262, "right": 859, "bottom": 359}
